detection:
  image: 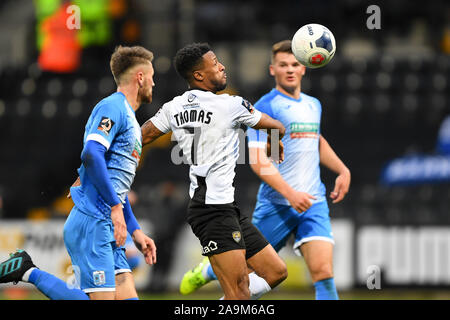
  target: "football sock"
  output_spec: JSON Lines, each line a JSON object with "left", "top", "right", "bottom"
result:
{"left": 125, "top": 297, "right": 139, "bottom": 300}
{"left": 314, "top": 277, "right": 339, "bottom": 300}
{"left": 203, "top": 263, "right": 217, "bottom": 281}
{"left": 248, "top": 272, "right": 272, "bottom": 300}
{"left": 26, "top": 268, "right": 89, "bottom": 300}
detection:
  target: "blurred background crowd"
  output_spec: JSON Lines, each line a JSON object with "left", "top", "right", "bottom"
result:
{"left": 0, "top": 0, "right": 449, "bottom": 296}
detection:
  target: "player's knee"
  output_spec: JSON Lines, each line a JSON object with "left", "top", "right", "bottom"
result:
{"left": 310, "top": 263, "right": 333, "bottom": 282}
{"left": 272, "top": 261, "right": 288, "bottom": 286}
{"left": 260, "top": 260, "right": 288, "bottom": 288}
{"left": 279, "top": 264, "right": 288, "bottom": 282}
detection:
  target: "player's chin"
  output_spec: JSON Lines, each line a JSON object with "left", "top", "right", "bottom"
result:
{"left": 283, "top": 82, "right": 299, "bottom": 92}
{"left": 216, "top": 81, "right": 227, "bottom": 92}
{"left": 142, "top": 93, "right": 152, "bottom": 104}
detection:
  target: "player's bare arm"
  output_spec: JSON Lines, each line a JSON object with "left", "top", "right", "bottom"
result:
{"left": 252, "top": 113, "right": 286, "bottom": 162}
{"left": 141, "top": 119, "right": 166, "bottom": 146}
{"left": 252, "top": 112, "right": 286, "bottom": 138}
{"left": 249, "top": 146, "right": 316, "bottom": 213}
{"left": 319, "top": 135, "right": 351, "bottom": 203}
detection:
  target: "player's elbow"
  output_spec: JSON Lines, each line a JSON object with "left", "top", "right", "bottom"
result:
{"left": 81, "top": 142, "right": 104, "bottom": 168}
{"left": 276, "top": 121, "right": 285, "bottom": 137}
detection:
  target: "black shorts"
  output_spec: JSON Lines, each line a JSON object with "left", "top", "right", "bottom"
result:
{"left": 187, "top": 199, "right": 269, "bottom": 260}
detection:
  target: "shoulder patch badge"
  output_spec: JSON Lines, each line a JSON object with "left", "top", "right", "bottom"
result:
{"left": 97, "top": 117, "right": 115, "bottom": 135}
{"left": 241, "top": 99, "right": 255, "bottom": 114}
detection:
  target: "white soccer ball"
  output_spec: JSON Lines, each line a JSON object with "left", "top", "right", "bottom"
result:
{"left": 291, "top": 23, "right": 336, "bottom": 69}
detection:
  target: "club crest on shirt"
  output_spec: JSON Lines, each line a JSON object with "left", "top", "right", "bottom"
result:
{"left": 97, "top": 117, "right": 115, "bottom": 136}
{"left": 232, "top": 231, "right": 241, "bottom": 243}
{"left": 241, "top": 99, "right": 255, "bottom": 114}
{"left": 93, "top": 270, "right": 106, "bottom": 286}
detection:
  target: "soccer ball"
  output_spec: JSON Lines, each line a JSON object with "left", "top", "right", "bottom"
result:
{"left": 291, "top": 24, "right": 336, "bottom": 69}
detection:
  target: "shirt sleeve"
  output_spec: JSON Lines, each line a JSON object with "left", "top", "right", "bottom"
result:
{"left": 245, "top": 98, "right": 272, "bottom": 149}
{"left": 247, "top": 127, "right": 268, "bottom": 149}
{"left": 229, "top": 96, "right": 262, "bottom": 128}
{"left": 150, "top": 103, "right": 172, "bottom": 133}
{"left": 85, "top": 102, "right": 123, "bottom": 150}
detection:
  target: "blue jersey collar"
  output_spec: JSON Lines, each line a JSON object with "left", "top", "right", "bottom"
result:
{"left": 272, "top": 88, "right": 302, "bottom": 102}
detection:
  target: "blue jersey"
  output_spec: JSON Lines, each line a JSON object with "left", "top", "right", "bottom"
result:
{"left": 70, "top": 92, "right": 142, "bottom": 220}
{"left": 247, "top": 88, "right": 326, "bottom": 206}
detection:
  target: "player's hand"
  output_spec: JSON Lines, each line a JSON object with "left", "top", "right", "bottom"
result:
{"left": 132, "top": 229, "right": 157, "bottom": 265}
{"left": 330, "top": 169, "right": 351, "bottom": 203}
{"left": 287, "top": 190, "right": 317, "bottom": 213}
{"left": 111, "top": 204, "right": 127, "bottom": 247}
{"left": 266, "top": 136, "right": 284, "bottom": 164}
{"left": 66, "top": 176, "right": 81, "bottom": 199}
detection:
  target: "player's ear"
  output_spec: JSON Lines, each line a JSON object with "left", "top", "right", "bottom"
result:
{"left": 269, "top": 64, "right": 275, "bottom": 77}
{"left": 192, "top": 70, "right": 204, "bottom": 82}
{"left": 137, "top": 71, "right": 144, "bottom": 87}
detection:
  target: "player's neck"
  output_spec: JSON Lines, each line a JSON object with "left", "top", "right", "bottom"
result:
{"left": 188, "top": 81, "right": 217, "bottom": 94}
{"left": 117, "top": 86, "right": 140, "bottom": 111}
{"left": 276, "top": 84, "right": 301, "bottom": 100}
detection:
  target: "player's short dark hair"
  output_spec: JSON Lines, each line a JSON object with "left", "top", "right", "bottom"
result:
{"left": 271, "top": 40, "right": 292, "bottom": 61}
{"left": 110, "top": 45, "right": 154, "bottom": 85}
{"left": 174, "top": 43, "right": 212, "bottom": 80}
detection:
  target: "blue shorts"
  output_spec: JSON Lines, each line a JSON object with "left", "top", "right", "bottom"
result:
{"left": 252, "top": 200, "right": 334, "bottom": 256}
{"left": 63, "top": 206, "right": 131, "bottom": 293}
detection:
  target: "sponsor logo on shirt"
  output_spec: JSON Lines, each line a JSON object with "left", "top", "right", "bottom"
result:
{"left": 131, "top": 139, "right": 142, "bottom": 161}
{"left": 183, "top": 93, "right": 200, "bottom": 109}
{"left": 188, "top": 93, "right": 197, "bottom": 103}
{"left": 290, "top": 122, "right": 319, "bottom": 139}
{"left": 97, "top": 117, "right": 115, "bottom": 136}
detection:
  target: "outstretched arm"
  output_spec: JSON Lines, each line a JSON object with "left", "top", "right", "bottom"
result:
{"left": 251, "top": 113, "right": 286, "bottom": 162}
{"left": 252, "top": 113, "right": 286, "bottom": 138}
{"left": 141, "top": 119, "right": 166, "bottom": 146}
{"left": 249, "top": 146, "right": 316, "bottom": 213}
{"left": 319, "top": 135, "right": 351, "bottom": 203}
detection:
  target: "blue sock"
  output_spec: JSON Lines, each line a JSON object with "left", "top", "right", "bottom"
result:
{"left": 206, "top": 264, "right": 217, "bottom": 281}
{"left": 125, "top": 297, "right": 139, "bottom": 300}
{"left": 29, "top": 269, "right": 89, "bottom": 300}
{"left": 314, "top": 277, "right": 339, "bottom": 300}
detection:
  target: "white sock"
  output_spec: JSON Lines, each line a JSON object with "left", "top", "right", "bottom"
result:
{"left": 22, "top": 267, "right": 37, "bottom": 282}
{"left": 218, "top": 272, "right": 271, "bottom": 300}
{"left": 248, "top": 272, "right": 271, "bottom": 300}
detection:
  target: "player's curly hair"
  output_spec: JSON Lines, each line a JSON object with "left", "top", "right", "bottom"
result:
{"left": 173, "top": 43, "right": 212, "bottom": 80}
{"left": 110, "top": 45, "right": 154, "bottom": 85}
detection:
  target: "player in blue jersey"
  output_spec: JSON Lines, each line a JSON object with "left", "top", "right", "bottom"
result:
{"left": 0, "top": 46, "right": 157, "bottom": 300}
{"left": 180, "top": 40, "right": 351, "bottom": 300}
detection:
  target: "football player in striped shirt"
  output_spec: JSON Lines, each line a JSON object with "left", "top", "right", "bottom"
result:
{"left": 141, "top": 43, "right": 289, "bottom": 299}
{"left": 180, "top": 40, "right": 351, "bottom": 300}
